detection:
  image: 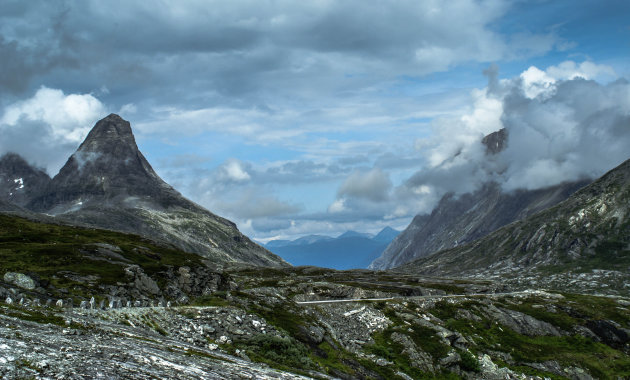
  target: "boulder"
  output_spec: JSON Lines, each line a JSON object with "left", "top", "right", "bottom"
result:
{"left": 3, "top": 272, "right": 37, "bottom": 290}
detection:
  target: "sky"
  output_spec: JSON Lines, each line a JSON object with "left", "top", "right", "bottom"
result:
{"left": 1, "top": 0, "right": 629, "bottom": 242}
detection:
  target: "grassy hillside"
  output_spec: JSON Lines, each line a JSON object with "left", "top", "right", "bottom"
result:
{"left": 0, "top": 214, "right": 204, "bottom": 299}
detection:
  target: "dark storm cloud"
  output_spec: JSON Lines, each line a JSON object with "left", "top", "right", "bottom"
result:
{"left": 0, "top": 0, "right": 555, "bottom": 109}
{"left": 0, "top": 117, "right": 77, "bottom": 175}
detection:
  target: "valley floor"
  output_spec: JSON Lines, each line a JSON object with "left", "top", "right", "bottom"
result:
{"left": 1, "top": 267, "right": 629, "bottom": 379}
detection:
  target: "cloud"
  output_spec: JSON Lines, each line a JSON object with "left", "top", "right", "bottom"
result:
{"left": 0, "top": 0, "right": 560, "bottom": 109}
{"left": 3, "top": 2, "right": 626, "bottom": 243}
{"left": 328, "top": 199, "right": 346, "bottom": 214}
{"left": 1, "top": 87, "right": 106, "bottom": 142}
{"left": 499, "top": 76, "right": 630, "bottom": 190}
{"left": 404, "top": 60, "right": 629, "bottom": 210}
{"left": 213, "top": 189, "right": 301, "bottom": 220}
{"left": 0, "top": 87, "right": 107, "bottom": 174}
{"left": 219, "top": 159, "right": 251, "bottom": 182}
{"left": 337, "top": 168, "right": 392, "bottom": 202}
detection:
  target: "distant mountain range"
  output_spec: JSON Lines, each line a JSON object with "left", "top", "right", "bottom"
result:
{"left": 265, "top": 227, "right": 399, "bottom": 269}
{"left": 0, "top": 114, "right": 287, "bottom": 267}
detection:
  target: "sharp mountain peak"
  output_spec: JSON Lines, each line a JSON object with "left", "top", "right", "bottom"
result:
{"left": 78, "top": 114, "right": 136, "bottom": 151}
{"left": 28, "top": 114, "right": 176, "bottom": 212}
{"left": 23, "top": 114, "right": 288, "bottom": 267}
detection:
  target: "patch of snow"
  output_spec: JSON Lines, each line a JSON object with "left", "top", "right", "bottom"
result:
{"left": 13, "top": 178, "right": 24, "bottom": 189}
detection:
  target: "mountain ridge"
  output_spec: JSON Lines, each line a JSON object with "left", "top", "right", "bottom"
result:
{"left": 396, "top": 156, "right": 630, "bottom": 294}
{"left": 21, "top": 114, "right": 287, "bottom": 267}
{"left": 370, "top": 128, "right": 590, "bottom": 270}
{"left": 0, "top": 153, "right": 51, "bottom": 207}
{"left": 266, "top": 227, "right": 398, "bottom": 269}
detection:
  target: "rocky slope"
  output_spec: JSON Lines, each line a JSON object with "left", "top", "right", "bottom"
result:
{"left": 0, "top": 153, "right": 50, "bottom": 207}
{"left": 26, "top": 114, "right": 286, "bottom": 267}
{"left": 397, "top": 157, "right": 630, "bottom": 293}
{"left": 1, "top": 211, "right": 628, "bottom": 378}
{"left": 2, "top": 262, "right": 629, "bottom": 379}
{"left": 370, "top": 129, "right": 589, "bottom": 270}
{"left": 371, "top": 180, "right": 588, "bottom": 270}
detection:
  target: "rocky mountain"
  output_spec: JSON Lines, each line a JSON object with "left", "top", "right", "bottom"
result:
{"left": 371, "top": 180, "right": 589, "bottom": 270}
{"left": 370, "top": 129, "right": 589, "bottom": 270}
{"left": 1, "top": 175, "right": 628, "bottom": 379}
{"left": 398, "top": 157, "right": 630, "bottom": 291}
{"left": 26, "top": 114, "right": 287, "bottom": 267}
{"left": 0, "top": 198, "right": 23, "bottom": 213}
{"left": 0, "top": 153, "right": 50, "bottom": 207}
{"left": 266, "top": 227, "right": 399, "bottom": 269}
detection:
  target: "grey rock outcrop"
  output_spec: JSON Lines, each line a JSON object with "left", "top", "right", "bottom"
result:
{"left": 481, "top": 305, "right": 561, "bottom": 337}
{"left": 3, "top": 272, "right": 37, "bottom": 290}
{"left": 0, "top": 153, "right": 50, "bottom": 207}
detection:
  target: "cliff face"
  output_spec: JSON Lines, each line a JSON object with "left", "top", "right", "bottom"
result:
{"left": 398, "top": 157, "right": 630, "bottom": 282}
{"left": 370, "top": 180, "right": 588, "bottom": 270}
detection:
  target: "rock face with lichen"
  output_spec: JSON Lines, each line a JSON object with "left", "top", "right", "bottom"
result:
{"left": 3, "top": 272, "right": 36, "bottom": 290}
{"left": 25, "top": 114, "right": 287, "bottom": 267}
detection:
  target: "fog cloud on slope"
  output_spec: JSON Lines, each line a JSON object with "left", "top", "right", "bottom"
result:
{"left": 404, "top": 61, "right": 629, "bottom": 209}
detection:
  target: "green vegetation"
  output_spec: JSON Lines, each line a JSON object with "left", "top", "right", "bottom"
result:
{"left": 366, "top": 329, "right": 426, "bottom": 378}
{"left": 236, "top": 334, "right": 314, "bottom": 370}
{"left": 420, "top": 283, "right": 466, "bottom": 294}
{"left": 457, "top": 349, "right": 480, "bottom": 372}
{"left": 190, "top": 292, "right": 231, "bottom": 307}
{"left": 2, "top": 304, "right": 65, "bottom": 326}
{"left": 0, "top": 214, "right": 203, "bottom": 298}
{"left": 442, "top": 309, "right": 630, "bottom": 379}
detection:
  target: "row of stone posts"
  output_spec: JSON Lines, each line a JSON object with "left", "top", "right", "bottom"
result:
{"left": 5, "top": 295, "right": 172, "bottom": 310}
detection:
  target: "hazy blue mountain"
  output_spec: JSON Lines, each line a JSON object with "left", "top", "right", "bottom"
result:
{"left": 266, "top": 227, "right": 398, "bottom": 269}
{"left": 372, "top": 226, "right": 400, "bottom": 243}
{"left": 337, "top": 230, "right": 373, "bottom": 239}
{"left": 266, "top": 235, "right": 334, "bottom": 248}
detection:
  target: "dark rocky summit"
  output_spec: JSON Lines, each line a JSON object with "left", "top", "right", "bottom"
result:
{"left": 370, "top": 129, "right": 589, "bottom": 270}
{"left": 480, "top": 128, "right": 507, "bottom": 155}
{"left": 0, "top": 153, "right": 50, "bottom": 207}
{"left": 26, "top": 114, "right": 287, "bottom": 267}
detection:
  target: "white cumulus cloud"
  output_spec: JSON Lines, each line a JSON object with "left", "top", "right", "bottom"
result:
{"left": 0, "top": 86, "right": 107, "bottom": 174}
